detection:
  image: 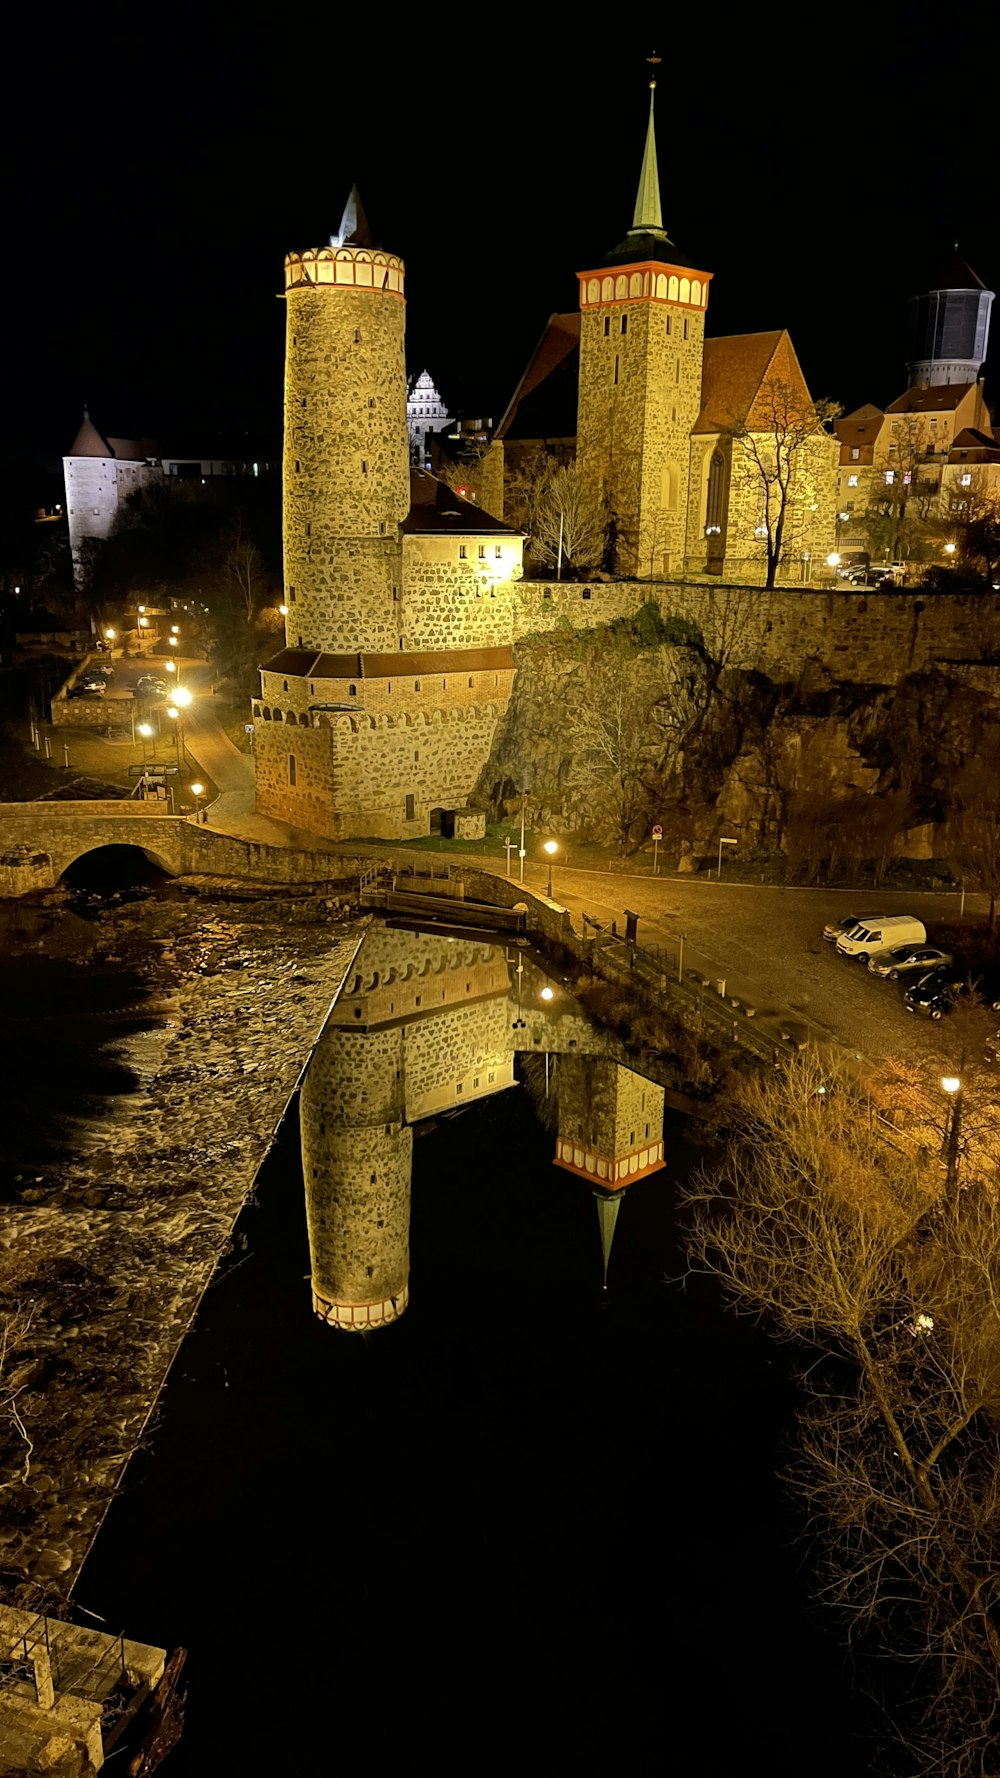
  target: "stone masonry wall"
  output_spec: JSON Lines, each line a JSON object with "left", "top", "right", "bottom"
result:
{"left": 301, "top": 1023, "right": 412, "bottom": 1324}
{"left": 510, "top": 579, "right": 1000, "bottom": 684}
{"left": 399, "top": 534, "right": 522, "bottom": 651}
{"left": 329, "top": 930, "right": 510, "bottom": 1028}
{"left": 283, "top": 278, "right": 409, "bottom": 652}
{"left": 402, "top": 993, "right": 515, "bottom": 1120}
{"left": 576, "top": 296, "right": 705, "bottom": 577}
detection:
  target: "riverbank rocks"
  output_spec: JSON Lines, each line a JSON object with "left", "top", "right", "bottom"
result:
{"left": 0, "top": 895, "right": 361, "bottom": 1601}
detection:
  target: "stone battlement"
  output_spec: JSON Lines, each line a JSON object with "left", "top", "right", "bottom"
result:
{"left": 283, "top": 246, "right": 405, "bottom": 296}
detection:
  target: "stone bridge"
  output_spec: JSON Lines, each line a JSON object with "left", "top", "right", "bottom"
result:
{"left": 0, "top": 803, "right": 360, "bottom": 896}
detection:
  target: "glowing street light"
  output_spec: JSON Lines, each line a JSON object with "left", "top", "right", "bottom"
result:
{"left": 172, "top": 686, "right": 192, "bottom": 708}
{"left": 137, "top": 722, "right": 153, "bottom": 738}
{"left": 190, "top": 781, "right": 205, "bottom": 823}
{"left": 165, "top": 658, "right": 176, "bottom": 673}
{"left": 138, "top": 617, "right": 149, "bottom": 629}
{"left": 170, "top": 624, "right": 180, "bottom": 634}
{"left": 941, "top": 1076, "right": 963, "bottom": 1193}
{"left": 543, "top": 838, "right": 559, "bottom": 900}
{"left": 104, "top": 627, "right": 116, "bottom": 642}
{"left": 540, "top": 985, "right": 555, "bottom": 1002}
{"left": 168, "top": 635, "right": 179, "bottom": 647}
{"left": 279, "top": 604, "right": 289, "bottom": 617}
{"left": 826, "top": 551, "right": 841, "bottom": 571}
{"left": 944, "top": 542, "right": 957, "bottom": 556}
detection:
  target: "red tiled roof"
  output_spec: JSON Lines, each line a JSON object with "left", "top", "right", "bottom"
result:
{"left": 886, "top": 382, "right": 975, "bottom": 414}
{"left": 495, "top": 313, "right": 581, "bottom": 442}
{"left": 692, "top": 331, "right": 787, "bottom": 434}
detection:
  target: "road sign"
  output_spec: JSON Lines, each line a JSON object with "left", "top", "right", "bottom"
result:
{"left": 652, "top": 823, "right": 663, "bottom": 840}
{"left": 245, "top": 723, "right": 254, "bottom": 733}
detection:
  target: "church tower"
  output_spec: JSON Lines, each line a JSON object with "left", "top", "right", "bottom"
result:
{"left": 281, "top": 188, "right": 409, "bottom": 653}
{"left": 576, "top": 62, "right": 712, "bottom": 578}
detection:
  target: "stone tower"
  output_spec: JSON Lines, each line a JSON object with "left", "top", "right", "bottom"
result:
{"left": 575, "top": 67, "right": 712, "bottom": 578}
{"left": 281, "top": 187, "right": 409, "bottom": 653}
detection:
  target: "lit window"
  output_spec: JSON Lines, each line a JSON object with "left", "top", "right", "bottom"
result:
{"left": 459, "top": 544, "right": 467, "bottom": 560}
{"left": 495, "top": 545, "right": 502, "bottom": 559}
{"left": 479, "top": 545, "right": 486, "bottom": 558}
{"left": 903, "top": 471, "right": 912, "bottom": 485}
{"left": 930, "top": 417, "right": 938, "bottom": 427}
{"left": 848, "top": 474, "right": 858, "bottom": 487}
{"left": 891, "top": 420, "right": 899, "bottom": 432}
{"left": 884, "top": 470, "right": 895, "bottom": 484}
{"left": 960, "top": 472, "right": 972, "bottom": 487}
{"left": 851, "top": 448, "right": 860, "bottom": 460}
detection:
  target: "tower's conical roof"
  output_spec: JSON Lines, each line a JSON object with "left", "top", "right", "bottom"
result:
{"left": 68, "top": 407, "right": 113, "bottom": 458}
{"left": 630, "top": 77, "right": 665, "bottom": 238}
{"left": 332, "top": 185, "right": 373, "bottom": 249}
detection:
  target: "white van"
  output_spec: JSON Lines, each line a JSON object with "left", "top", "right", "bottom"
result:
{"left": 836, "top": 915, "right": 926, "bottom": 962}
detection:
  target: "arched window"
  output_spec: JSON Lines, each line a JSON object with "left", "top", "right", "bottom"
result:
{"left": 706, "top": 450, "right": 727, "bottom": 535}
{"left": 289, "top": 754, "right": 297, "bottom": 787}
{"left": 660, "top": 461, "right": 680, "bottom": 511}
{"left": 615, "top": 274, "right": 628, "bottom": 299}
{"left": 691, "top": 279, "right": 702, "bottom": 305}
{"left": 601, "top": 276, "right": 614, "bottom": 301}
{"left": 629, "top": 272, "right": 642, "bottom": 298}
{"left": 349, "top": 683, "right": 357, "bottom": 696}
{"left": 656, "top": 274, "right": 668, "bottom": 300}
{"left": 679, "top": 277, "right": 690, "bottom": 304}
{"left": 668, "top": 275, "right": 679, "bottom": 300}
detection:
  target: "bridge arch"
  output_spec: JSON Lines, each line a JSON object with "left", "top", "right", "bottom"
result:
{"left": 59, "top": 841, "right": 179, "bottom": 886}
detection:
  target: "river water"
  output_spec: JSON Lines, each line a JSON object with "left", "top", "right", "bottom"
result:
{"left": 5, "top": 907, "right": 860, "bottom": 1774}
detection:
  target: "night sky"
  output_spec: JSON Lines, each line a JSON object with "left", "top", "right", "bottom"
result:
{"left": 6, "top": 11, "right": 997, "bottom": 474}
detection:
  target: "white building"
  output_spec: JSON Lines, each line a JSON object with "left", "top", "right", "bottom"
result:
{"left": 406, "top": 369, "right": 452, "bottom": 462}
{"left": 62, "top": 410, "right": 158, "bottom": 589}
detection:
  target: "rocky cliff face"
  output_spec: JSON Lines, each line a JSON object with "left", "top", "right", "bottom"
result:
{"left": 474, "top": 610, "right": 1000, "bottom": 865}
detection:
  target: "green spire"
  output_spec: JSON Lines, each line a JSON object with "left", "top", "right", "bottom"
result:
{"left": 630, "top": 59, "right": 666, "bottom": 239}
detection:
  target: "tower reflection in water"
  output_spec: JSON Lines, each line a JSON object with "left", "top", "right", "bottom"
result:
{"left": 300, "top": 924, "right": 665, "bottom": 1330}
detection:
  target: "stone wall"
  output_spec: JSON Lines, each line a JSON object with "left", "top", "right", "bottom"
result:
{"left": 301, "top": 1024, "right": 412, "bottom": 1330}
{"left": 283, "top": 276, "right": 409, "bottom": 652}
{"left": 510, "top": 579, "right": 1000, "bottom": 683}
{"left": 402, "top": 994, "right": 515, "bottom": 1120}
{"left": 399, "top": 533, "right": 522, "bottom": 651}
{"left": 576, "top": 294, "right": 705, "bottom": 578}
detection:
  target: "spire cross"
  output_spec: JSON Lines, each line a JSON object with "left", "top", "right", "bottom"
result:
{"left": 646, "top": 51, "right": 661, "bottom": 89}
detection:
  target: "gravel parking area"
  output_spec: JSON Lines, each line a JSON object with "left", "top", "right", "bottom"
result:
{"left": 522, "top": 870, "right": 983, "bottom": 1073}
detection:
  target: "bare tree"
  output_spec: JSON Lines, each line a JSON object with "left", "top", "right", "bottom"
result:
{"left": 562, "top": 630, "right": 661, "bottom": 850}
{"left": 950, "top": 738, "right": 1000, "bottom": 930}
{"left": 724, "top": 379, "right": 841, "bottom": 590}
{"left": 938, "top": 472, "right": 1000, "bottom": 584}
{"left": 528, "top": 462, "right": 610, "bottom": 579}
{"left": 222, "top": 517, "right": 266, "bottom": 624}
{"left": 856, "top": 418, "right": 940, "bottom": 566}
{"left": 682, "top": 1048, "right": 1000, "bottom": 1776}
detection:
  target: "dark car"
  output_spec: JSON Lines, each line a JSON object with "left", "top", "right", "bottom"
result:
{"left": 135, "top": 674, "right": 167, "bottom": 698}
{"left": 904, "top": 969, "right": 958, "bottom": 1020}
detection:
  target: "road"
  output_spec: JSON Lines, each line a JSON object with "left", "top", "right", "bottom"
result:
{"left": 106, "top": 650, "right": 985, "bottom": 1079}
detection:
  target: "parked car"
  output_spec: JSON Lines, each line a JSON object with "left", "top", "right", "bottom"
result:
{"left": 822, "top": 912, "right": 882, "bottom": 944}
{"left": 135, "top": 674, "right": 167, "bottom": 697}
{"left": 76, "top": 678, "right": 107, "bottom": 697}
{"left": 868, "top": 943, "right": 953, "bottom": 980}
{"left": 836, "top": 915, "right": 927, "bottom": 963}
{"left": 904, "top": 969, "right": 958, "bottom": 1019}
{"left": 68, "top": 683, "right": 104, "bottom": 699}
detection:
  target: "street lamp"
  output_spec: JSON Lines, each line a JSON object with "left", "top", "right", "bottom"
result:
{"left": 279, "top": 604, "right": 289, "bottom": 617}
{"left": 540, "top": 985, "right": 555, "bottom": 1002}
{"left": 941, "top": 1076, "right": 962, "bottom": 1192}
{"left": 170, "top": 624, "right": 180, "bottom": 634}
{"left": 138, "top": 616, "right": 149, "bottom": 629}
{"left": 104, "top": 627, "right": 116, "bottom": 643}
{"left": 543, "top": 838, "right": 559, "bottom": 899}
{"left": 165, "top": 658, "right": 176, "bottom": 674}
{"left": 190, "top": 781, "right": 205, "bottom": 823}
{"left": 168, "top": 635, "right": 179, "bottom": 648}
{"left": 826, "top": 551, "right": 841, "bottom": 575}
{"left": 172, "top": 686, "right": 192, "bottom": 709}
{"left": 136, "top": 719, "right": 153, "bottom": 766}
{"left": 944, "top": 542, "right": 957, "bottom": 557}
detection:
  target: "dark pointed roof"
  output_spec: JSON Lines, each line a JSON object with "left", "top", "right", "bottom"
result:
{"left": 332, "top": 185, "right": 373, "bottom": 249}
{"left": 918, "top": 250, "right": 990, "bottom": 295}
{"left": 403, "top": 469, "right": 521, "bottom": 535}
